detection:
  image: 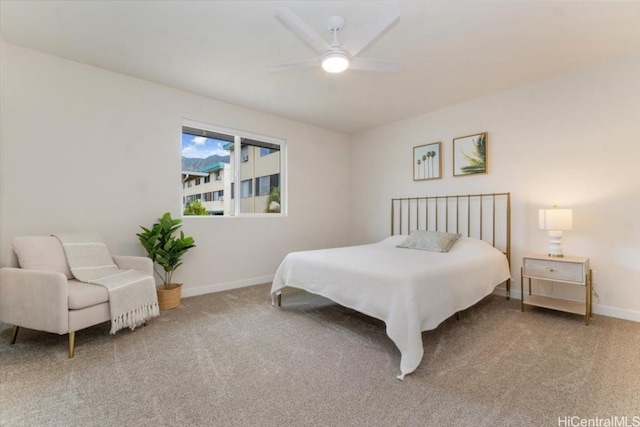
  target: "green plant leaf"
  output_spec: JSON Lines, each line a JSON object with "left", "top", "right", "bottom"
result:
{"left": 137, "top": 212, "right": 196, "bottom": 286}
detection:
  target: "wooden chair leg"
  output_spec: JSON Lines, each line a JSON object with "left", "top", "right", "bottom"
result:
{"left": 9, "top": 326, "right": 76, "bottom": 358}
{"left": 10, "top": 326, "right": 19, "bottom": 344}
{"left": 68, "top": 331, "right": 75, "bottom": 358}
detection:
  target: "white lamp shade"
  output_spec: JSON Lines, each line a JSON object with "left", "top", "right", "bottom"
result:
{"left": 539, "top": 208, "right": 573, "bottom": 231}
{"left": 322, "top": 52, "right": 349, "bottom": 73}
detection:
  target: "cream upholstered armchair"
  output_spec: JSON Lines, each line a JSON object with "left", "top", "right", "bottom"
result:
{"left": 0, "top": 236, "right": 154, "bottom": 358}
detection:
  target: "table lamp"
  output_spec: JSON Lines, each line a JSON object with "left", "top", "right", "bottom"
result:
{"left": 539, "top": 206, "right": 573, "bottom": 258}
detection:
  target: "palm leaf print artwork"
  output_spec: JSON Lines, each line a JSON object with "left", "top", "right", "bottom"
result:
{"left": 461, "top": 133, "right": 486, "bottom": 174}
{"left": 454, "top": 133, "right": 487, "bottom": 176}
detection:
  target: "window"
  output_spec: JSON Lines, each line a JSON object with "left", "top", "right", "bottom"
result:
{"left": 256, "top": 174, "right": 279, "bottom": 197}
{"left": 182, "top": 120, "right": 285, "bottom": 216}
{"left": 260, "top": 147, "right": 278, "bottom": 157}
{"left": 184, "top": 194, "right": 201, "bottom": 203}
{"left": 239, "top": 139, "right": 281, "bottom": 214}
{"left": 257, "top": 176, "right": 269, "bottom": 197}
{"left": 241, "top": 180, "right": 252, "bottom": 198}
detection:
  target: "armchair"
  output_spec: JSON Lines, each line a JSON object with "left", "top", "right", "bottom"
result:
{"left": 0, "top": 236, "right": 154, "bottom": 358}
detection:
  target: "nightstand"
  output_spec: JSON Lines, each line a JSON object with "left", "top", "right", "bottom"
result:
{"left": 521, "top": 254, "right": 592, "bottom": 325}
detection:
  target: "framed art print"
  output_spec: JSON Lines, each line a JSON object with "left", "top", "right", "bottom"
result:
{"left": 453, "top": 132, "right": 487, "bottom": 176}
{"left": 413, "top": 142, "right": 442, "bottom": 181}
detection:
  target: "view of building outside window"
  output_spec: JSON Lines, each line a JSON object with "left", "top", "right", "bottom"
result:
{"left": 236, "top": 139, "right": 281, "bottom": 214}
{"left": 181, "top": 123, "right": 283, "bottom": 216}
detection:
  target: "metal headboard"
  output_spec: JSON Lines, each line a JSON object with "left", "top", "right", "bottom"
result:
{"left": 391, "top": 192, "right": 511, "bottom": 297}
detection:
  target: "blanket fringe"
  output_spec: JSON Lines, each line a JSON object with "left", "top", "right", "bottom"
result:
{"left": 110, "top": 302, "right": 160, "bottom": 334}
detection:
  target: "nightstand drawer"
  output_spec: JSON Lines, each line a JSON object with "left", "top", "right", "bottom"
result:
{"left": 523, "top": 258, "right": 585, "bottom": 284}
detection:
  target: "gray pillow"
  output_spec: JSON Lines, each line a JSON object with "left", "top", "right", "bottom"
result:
{"left": 396, "top": 230, "right": 462, "bottom": 253}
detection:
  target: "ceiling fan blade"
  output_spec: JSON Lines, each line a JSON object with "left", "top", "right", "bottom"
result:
{"left": 274, "top": 8, "right": 330, "bottom": 54}
{"left": 349, "top": 57, "right": 404, "bottom": 73}
{"left": 268, "top": 58, "right": 320, "bottom": 72}
{"left": 343, "top": 2, "right": 400, "bottom": 56}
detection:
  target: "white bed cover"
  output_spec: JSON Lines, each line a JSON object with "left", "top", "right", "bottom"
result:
{"left": 271, "top": 235, "right": 511, "bottom": 379}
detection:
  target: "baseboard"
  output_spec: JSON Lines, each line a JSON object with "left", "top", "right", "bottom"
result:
{"left": 181, "top": 275, "right": 274, "bottom": 298}
{"left": 492, "top": 286, "right": 640, "bottom": 323}
{"left": 591, "top": 304, "right": 640, "bottom": 323}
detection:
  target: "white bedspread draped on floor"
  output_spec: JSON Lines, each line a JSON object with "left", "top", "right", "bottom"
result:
{"left": 271, "top": 236, "right": 511, "bottom": 378}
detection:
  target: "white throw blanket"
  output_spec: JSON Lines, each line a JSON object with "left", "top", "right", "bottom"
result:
{"left": 54, "top": 232, "right": 159, "bottom": 334}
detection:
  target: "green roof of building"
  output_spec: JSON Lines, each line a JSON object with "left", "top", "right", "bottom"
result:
{"left": 200, "top": 162, "right": 226, "bottom": 173}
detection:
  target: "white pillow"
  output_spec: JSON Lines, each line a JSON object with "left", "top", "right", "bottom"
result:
{"left": 12, "top": 236, "right": 74, "bottom": 279}
{"left": 396, "top": 230, "right": 462, "bottom": 253}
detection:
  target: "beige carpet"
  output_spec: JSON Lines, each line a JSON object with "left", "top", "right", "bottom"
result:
{"left": 1, "top": 283, "right": 638, "bottom": 427}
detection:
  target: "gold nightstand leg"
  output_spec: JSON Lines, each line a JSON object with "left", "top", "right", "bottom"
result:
{"left": 520, "top": 267, "right": 524, "bottom": 312}
{"left": 585, "top": 270, "right": 593, "bottom": 326}
{"left": 589, "top": 269, "right": 593, "bottom": 318}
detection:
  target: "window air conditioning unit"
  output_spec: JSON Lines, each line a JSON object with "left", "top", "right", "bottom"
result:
{"left": 219, "top": 197, "right": 224, "bottom": 201}
{"left": 242, "top": 155, "right": 249, "bottom": 162}
{"left": 215, "top": 175, "right": 222, "bottom": 181}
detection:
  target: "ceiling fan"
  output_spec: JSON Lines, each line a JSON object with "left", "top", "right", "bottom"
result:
{"left": 270, "top": 2, "right": 404, "bottom": 74}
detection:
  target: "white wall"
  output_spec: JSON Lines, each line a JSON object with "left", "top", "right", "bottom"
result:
{"left": 349, "top": 55, "right": 640, "bottom": 321}
{"left": 1, "top": 38, "right": 638, "bottom": 322}
{"left": 0, "top": 39, "right": 351, "bottom": 296}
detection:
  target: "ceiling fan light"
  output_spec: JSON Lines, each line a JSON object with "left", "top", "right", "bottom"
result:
{"left": 322, "top": 53, "right": 349, "bottom": 73}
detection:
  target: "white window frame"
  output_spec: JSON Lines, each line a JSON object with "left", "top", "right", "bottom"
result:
{"left": 182, "top": 119, "right": 287, "bottom": 217}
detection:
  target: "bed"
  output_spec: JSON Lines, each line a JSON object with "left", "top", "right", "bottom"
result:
{"left": 271, "top": 193, "right": 511, "bottom": 379}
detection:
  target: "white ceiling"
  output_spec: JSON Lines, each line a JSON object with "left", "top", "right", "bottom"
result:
{"left": 1, "top": 1, "right": 639, "bottom": 134}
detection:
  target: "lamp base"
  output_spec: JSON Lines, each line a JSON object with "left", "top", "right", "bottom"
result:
{"left": 547, "top": 230, "right": 564, "bottom": 258}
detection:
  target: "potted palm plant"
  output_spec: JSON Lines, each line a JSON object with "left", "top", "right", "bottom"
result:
{"left": 137, "top": 212, "right": 196, "bottom": 309}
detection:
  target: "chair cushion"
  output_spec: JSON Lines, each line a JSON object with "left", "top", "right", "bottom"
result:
{"left": 12, "top": 236, "right": 74, "bottom": 279}
{"left": 68, "top": 280, "right": 109, "bottom": 310}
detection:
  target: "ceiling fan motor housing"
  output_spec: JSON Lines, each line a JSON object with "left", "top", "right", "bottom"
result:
{"left": 326, "top": 16, "right": 345, "bottom": 33}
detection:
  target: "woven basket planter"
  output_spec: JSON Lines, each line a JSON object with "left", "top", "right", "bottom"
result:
{"left": 156, "top": 283, "right": 182, "bottom": 310}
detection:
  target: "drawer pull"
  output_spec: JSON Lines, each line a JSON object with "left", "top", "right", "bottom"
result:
{"left": 549, "top": 269, "right": 555, "bottom": 272}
